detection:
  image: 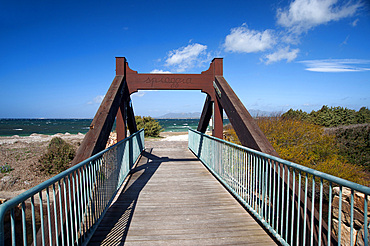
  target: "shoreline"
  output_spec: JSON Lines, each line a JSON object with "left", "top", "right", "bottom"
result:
{"left": 0, "top": 131, "right": 192, "bottom": 199}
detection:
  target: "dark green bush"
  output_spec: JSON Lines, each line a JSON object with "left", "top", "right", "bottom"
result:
{"left": 38, "top": 137, "right": 76, "bottom": 174}
{"left": 282, "top": 106, "right": 370, "bottom": 127}
{"left": 135, "top": 116, "right": 163, "bottom": 137}
{"left": 326, "top": 124, "right": 370, "bottom": 171}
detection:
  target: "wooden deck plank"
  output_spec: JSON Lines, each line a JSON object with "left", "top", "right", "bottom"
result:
{"left": 88, "top": 141, "right": 277, "bottom": 245}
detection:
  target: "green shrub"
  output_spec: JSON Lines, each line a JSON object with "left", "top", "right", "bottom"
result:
{"left": 135, "top": 116, "right": 163, "bottom": 137}
{"left": 282, "top": 106, "right": 370, "bottom": 127}
{"left": 38, "top": 137, "right": 76, "bottom": 174}
{"left": 326, "top": 124, "right": 370, "bottom": 171}
{"left": 0, "top": 164, "right": 13, "bottom": 173}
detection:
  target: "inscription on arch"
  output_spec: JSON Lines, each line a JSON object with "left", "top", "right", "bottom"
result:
{"left": 144, "top": 77, "right": 192, "bottom": 88}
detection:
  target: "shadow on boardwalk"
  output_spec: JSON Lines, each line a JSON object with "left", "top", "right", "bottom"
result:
{"left": 88, "top": 148, "right": 163, "bottom": 245}
{"left": 88, "top": 148, "right": 198, "bottom": 245}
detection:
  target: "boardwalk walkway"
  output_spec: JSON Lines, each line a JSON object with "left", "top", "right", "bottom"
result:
{"left": 88, "top": 140, "right": 276, "bottom": 245}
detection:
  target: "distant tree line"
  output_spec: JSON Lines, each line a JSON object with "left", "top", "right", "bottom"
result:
{"left": 282, "top": 106, "right": 370, "bottom": 127}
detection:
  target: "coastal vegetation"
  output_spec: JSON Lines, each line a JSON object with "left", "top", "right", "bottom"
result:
{"left": 135, "top": 116, "right": 163, "bottom": 138}
{"left": 37, "top": 137, "right": 76, "bottom": 174}
{"left": 224, "top": 106, "right": 370, "bottom": 185}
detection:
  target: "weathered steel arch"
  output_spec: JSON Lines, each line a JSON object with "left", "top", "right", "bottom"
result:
{"left": 115, "top": 57, "right": 224, "bottom": 143}
{"left": 73, "top": 57, "right": 277, "bottom": 165}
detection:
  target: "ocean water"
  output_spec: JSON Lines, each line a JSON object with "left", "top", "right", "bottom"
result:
{"left": 0, "top": 118, "right": 230, "bottom": 136}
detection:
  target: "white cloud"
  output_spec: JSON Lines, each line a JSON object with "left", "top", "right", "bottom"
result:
{"left": 352, "top": 18, "right": 359, "bottom": 26}
{"left": 132, "top": 91, "right": 146, "bottom": 97}
{"left": 165, "top": 43, "right": 210, "bottom": 72}
{"left": 277, "top": 0, "right": 363, "bottom": 34}
{"left": 224, "top": 24, "right": 276, "bottom": 53}
{"left": 264, "top": 46, "right": 300, "bottom": 64}
{"left": 150, "top": 69, "right": 171, "bottom": 74}
{"left": 299, "top": 59, "right": 370, "bottom": 72}
{"left": 87, "top": 95, "right": 105, "bottom": 105}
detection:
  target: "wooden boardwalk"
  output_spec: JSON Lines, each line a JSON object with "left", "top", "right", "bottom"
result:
{"left": 88, "top": 140, "right": 277, "bottom": 246}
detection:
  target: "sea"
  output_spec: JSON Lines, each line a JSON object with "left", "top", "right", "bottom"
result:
{"left": 0, "top": 118, "right": 230, "bottom": 136}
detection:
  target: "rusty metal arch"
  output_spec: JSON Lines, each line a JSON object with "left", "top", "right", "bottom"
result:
{"left": 73, "top": 57, "right": 277, "bottom": 165}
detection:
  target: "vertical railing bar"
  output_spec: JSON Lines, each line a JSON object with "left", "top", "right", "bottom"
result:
{"left": 10, "top": 208, "right": 15, "bottom": 246}
{"left": 63, "top": 177, "right": 70, "bottom": 245}
{"left": 272, "top": 160, "right": 276, "bottom": 230}
{"left": 68, "top": 175, "right": 74, "bottom": 245}
{"left": 243, "top": 150, "right": 247, "bottom": 202}
{"left": 78, "top": 167, "right": 84, "bottom": 239}
{"left": 72, "top": 172, "right": 79, "bottom": 245}
{"left": 87, "top": 163, "right": 92, "bottom": 229}
{"left": 256, "top": 155, "right": 260, "bottom": 215}
{"left": 263, "top": 157, "right": 268, "bottom": 221}
{"left": 280, "top": 163, "right": 285, "bottom": 236}
{"left": 52, "top": 183, "right": 59, "bottom": 246}
{"left": 290, "top": 169, "right": 295, "bottom": 245}
{"left": 310, "top": 175, "right": 315, "bottom": 246}
{"left": 262, "top": 157, "right": 266, "bottom": 219}
{"left": 21, "top": 202, "right": 26, "bottom": 246}
{"left": 31, "top": 196, "right": 37, "bottom": 245}
{"left": 259, "top": 155, "right": 263, "bottom": 216}
{"left": 82, "top": 166, "right": 87, "bottom": 236}
{"left": 268, "top": 159, "right": 272, "bottom": 224}
{"left": 46, "top": 187, "right": 53, "bottom": 246}
{"left": 364, "top": 194, "right": 368, "bottom": 246}
{"left": 296, "top": 171, "right": 302, "bottom": 246}
{"left": 350, "top": 189, "right": 354, "bottom": 246}
{"left": 285, "top": 167, "right": 290, "bottom": 241}
{"left": 327, "top": 182, "right": 332, "bottom": 246}
{"left": 338, "top": 186, "right": 342, "bottom": 245}
{"left": 94, "top": 159, "right": 100, "bottom": 219}
{"left": 76, "top": 169, "right": 82, "bottom": 243}
{"left": 58, "top": 180, "right": 65, "bottom": 246}
{"left": 255, "top": 154, "right": 258, "bottom": 212}
{"left": 318, "top": 178, "right": 323, "bottom": 246}
{"left": 253, "top": 153, "right": 257, "bottom": 211}
{"left": 100, "top": 157, "right": 105, "bottom": 217}
{"left": 303, "top": 173, "right": 308, "bottom": 246}
{"left": 39, "top": 191, "right": 45, "bottom": 245}
{"left": 248, "top": 152, "right": 252, "bottom": 207}
{"left": 277, "top": 162, "right": 281, "bottom": 233}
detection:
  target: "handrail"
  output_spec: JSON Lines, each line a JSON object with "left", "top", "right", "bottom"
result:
{"left": 0, "top": 129, "right": 144, "bottom": 245}
{"left": 189, "top": 129, "right": 369, "bottom": 246}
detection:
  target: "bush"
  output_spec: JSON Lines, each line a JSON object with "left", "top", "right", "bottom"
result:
{"left": 135, "top": 116, "right": 163, "bottom": 137}
{"left": 224, "top": 117, "right": 368, "bottom": 185}
{"left": 38, "top": 137, "right": 76, "bottom": 174}
{"left": 326, "top": 124, "right": 370, "bottom": 171}
{"left": 256, "top": 117, "right": 367, "bottom": 185}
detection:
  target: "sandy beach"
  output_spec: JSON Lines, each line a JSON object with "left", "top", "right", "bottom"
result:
{"left": 0, "top": 131, "right": 189, "bottom": 200}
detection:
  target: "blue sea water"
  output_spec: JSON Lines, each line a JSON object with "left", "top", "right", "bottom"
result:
{"left": 0, "top": 118, "right": 230, "bottom": 136}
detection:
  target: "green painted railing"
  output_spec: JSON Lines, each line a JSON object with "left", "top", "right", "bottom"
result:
{"left": 189, "top": 129, "right": 369, "bottom": 246}
{"left": 0, "top": 129, "right": 144, "bottom": 246}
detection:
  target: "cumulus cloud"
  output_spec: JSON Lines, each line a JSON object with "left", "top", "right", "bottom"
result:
{"left": 224, "top": 24, "right": 276, "bottom": 53}
{"left": 165, "top": 43, "right": 210, "bottom": 72}
{"left": 264, "top": 46, "right": 300, "bottom": 64}
{"left": 87, "top": 95, "right": 105, "bottom": 105}
{"left": 150, "top": 69, "right": 171, "bottom": 74}
{"left": 299, "top": 59, "right": 370, "bottom": 72}
{"left": 277, "top": 0, "right": 363, "bottom": 34}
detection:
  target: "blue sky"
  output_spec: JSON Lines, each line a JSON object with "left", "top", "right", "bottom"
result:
{"left": 1, "top": 0, "right": 369, "bottom": 118}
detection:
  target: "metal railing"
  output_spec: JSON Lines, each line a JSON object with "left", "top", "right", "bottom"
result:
{"left": 0, "top": 129, "right": 144, "bottom": 246}
{"left": 188, "top": 129, "right": 369, "bottom": 246}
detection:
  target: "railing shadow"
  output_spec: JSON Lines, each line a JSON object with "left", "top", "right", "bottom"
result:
{"left": 87, "top": 148, "right": 164, "bottom": 245}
